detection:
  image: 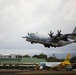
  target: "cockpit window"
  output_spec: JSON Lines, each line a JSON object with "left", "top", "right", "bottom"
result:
{"left": 30, "top": 33, "right": 35, "bottom": 37}
{"left": 31, "top": 33, "right": 35, "bottom": 35}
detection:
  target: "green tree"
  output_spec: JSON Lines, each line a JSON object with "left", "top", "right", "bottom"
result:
{"left": 70, "top": 56, "right": 76, "bottom": 63}
{"left": 38, "top": 53, "right": 47, "bottom": 59}
{"left": 23, "top": 54, "right": 31, "bottom": 57}
{"left": 47, "top": 56, "right": 59, "bottom": 62}
{"left": 32, "top": 53, "right": 47, "bottom": 59}
{"left": 17, "top": 55, "right": 22, "bottom": 58}
{"left": 32, "top": 55, "right": 38, "bottom": 58}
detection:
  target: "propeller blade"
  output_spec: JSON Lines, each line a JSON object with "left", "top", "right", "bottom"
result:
{"left": 57, "top": 30, "right": 61, "bottom": 33}
{"left": 48, "top": 31, "right": 54, "bottom": 37}
{"left": 57, "top": 30, "right": 62, "bottom": 37}
{"left": 28, "top": 32, "right": 29, "bottom": 35}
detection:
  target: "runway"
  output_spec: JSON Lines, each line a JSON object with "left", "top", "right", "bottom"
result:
{"left": 0, "top": 70, "right": 76, "bottom": 75}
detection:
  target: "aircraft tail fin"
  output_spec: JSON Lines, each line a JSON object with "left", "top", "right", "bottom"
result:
{"left": 73, "top": 26, "right": 76, "bottom": 33}
{"left": 64, "top": 54, "right": 71, "bottom": 62}
{"left": 57, "top": 54, "right": 71, "bottom": 68}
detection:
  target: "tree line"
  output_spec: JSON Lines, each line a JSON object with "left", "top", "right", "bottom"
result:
{"left": 18, "top": 53, "right": 76, "bottom": 63}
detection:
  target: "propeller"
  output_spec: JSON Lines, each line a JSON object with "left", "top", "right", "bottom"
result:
{"left": 48, "top": 31, "right": 54, "bottom": 37}
{"left": 48, "top": 30, "right": 68, "bottom": 41}
{"left": 28, "top": 32, "right": 29, "bottom": 35}
{"left": 57, "top": 30, "right": 62, "bottom": 37}
{"left": 57, "top": 30, "right": 68, "bottom": 41}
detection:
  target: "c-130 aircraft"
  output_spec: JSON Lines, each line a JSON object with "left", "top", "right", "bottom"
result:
{"left": 22, "top": 27, "right": 76, "bottom": 48}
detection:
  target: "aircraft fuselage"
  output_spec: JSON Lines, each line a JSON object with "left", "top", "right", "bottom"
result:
{"left": 25, "top": 33, "right": 74, "bottom": 48}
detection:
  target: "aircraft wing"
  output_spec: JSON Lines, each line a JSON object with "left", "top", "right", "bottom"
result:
{"left": 64, "top": 33, "right": 76, "bottom": 38}
{"left": 60, "top": 33, "right": 76, "bottom": 41}
{"left": 51, "top": 33, "right": 76, "bottom": 42}
{"left": 56, "top": 27, "right": 76, "bottom": 41}
{"left": 66, "top": 26, "right": 76, "bottom": 39}
{"left": 64, "top": 33, "right": 76, "bottom": 36}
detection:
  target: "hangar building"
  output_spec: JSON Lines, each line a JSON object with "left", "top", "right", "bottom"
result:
{"left": 0, "top": 57, "right": 46, "bottom": 70}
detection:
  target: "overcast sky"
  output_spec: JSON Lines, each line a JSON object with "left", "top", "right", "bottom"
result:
{"left": 0, "top": 0, "right": 76, "bottom": 58}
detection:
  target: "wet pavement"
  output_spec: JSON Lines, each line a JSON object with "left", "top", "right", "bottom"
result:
{"left": 0, "top": 70, "right": 76, "bottom": 75}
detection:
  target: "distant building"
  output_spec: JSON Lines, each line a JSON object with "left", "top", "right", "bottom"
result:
{"left": 0, "top": 54, "right": 22, "bottom": 58}
{"left": 0, "top": 54, "right": 2, "bottom": 58}
{"left": 1, "top": 55, "right": 10, "bottom": 58}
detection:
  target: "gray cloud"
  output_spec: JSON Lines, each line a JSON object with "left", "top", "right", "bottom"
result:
{"left": 0, "top": 0, "right": 76, "bottom": 58}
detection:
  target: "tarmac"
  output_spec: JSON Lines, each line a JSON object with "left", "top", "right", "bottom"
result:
{"left": 0, "top": 70, "right": 76, "bottom": 75}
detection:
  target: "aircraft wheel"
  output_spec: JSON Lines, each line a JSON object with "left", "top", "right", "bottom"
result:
{"left": 31, "top": 42, "right": 33, "bottom": 44}
{"left": 48, "top": 46, "right": 50, "bottom": 48}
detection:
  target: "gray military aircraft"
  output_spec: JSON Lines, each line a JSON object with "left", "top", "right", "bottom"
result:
{"left": 22, "top": 27, "right": 76, "bottom": 48}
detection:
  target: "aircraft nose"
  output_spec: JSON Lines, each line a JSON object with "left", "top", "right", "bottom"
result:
{"left": 22, "top": 37, "right": 27, "bottom": 38}
{"left": 22, "top": 35, "right": 30, "bottom": 39}
{"left": 25, "top": 36, "right": 30, "bottom": 39}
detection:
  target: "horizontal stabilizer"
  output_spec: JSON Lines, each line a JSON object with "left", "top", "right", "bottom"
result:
{"left": 64, "top": 54, "right": 70, "bottom": 62}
